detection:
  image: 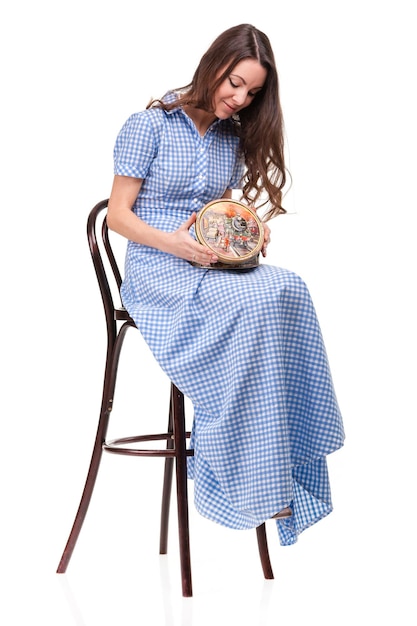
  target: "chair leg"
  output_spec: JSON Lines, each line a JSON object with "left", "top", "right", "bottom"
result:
{"left": 172, "top": 384, "right": 193, "bottom": 597}
{"left": 57, "top": 323, "right": 131, "bottom": 573}
{"left": 256, "top": 523, "right": 274, "bottom": 579}
{"left": 159, "top": 457, "right": 174, "bottom": 554}
{"left": 159, "top": 395, "right": 174, "bottom": 555}
{"left": 56, "top": 420, "right": 107, "bottom": 573}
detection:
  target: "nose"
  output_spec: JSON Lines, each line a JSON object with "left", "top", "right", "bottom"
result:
{"left": 232, "top": 88, "right": 248, "bottom": 106}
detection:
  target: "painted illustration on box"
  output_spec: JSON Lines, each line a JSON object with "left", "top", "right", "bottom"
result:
{"left": 197, "top": 201, "right": 263, "bottom": 262}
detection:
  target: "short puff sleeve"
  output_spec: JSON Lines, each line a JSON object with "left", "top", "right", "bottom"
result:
{"left": 113, "top": 111, "right": 161, "bottom": 179}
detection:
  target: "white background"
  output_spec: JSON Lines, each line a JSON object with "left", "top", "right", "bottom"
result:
{"left": 1, "top": 1, "right": 416, "bottom": 624}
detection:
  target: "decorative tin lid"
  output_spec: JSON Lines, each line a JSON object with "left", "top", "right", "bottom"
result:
{"left": 195, "top": 199, "right": 264, "bottom": 267}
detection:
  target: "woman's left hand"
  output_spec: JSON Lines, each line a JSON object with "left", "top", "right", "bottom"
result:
{"left": 261, "top": 222, "right": 271, "bottom": 257}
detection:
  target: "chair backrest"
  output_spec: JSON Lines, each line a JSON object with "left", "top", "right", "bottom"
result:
{"left": 87, "top": 199, "right": 132, "bottom": 339}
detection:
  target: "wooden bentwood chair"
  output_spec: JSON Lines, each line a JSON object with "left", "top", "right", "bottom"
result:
{"left": 56, "top": 199, "right": 274, "bottom": 597}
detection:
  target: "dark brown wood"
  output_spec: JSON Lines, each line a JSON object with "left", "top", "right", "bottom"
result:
{"left": 159, "top": 396, "right": 175, "bottom": 555}
{"left": 172, "top": 384, "right": 193, "bottom": 597}
{"left": 256, "top": 524, "right": 274, "bottom": 579}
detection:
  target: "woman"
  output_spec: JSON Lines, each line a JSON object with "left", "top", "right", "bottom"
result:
{"left": 107, "top": 24, "right": 344, "bottom": 546}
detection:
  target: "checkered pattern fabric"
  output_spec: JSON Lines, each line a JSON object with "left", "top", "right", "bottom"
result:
{"left": 114, "top": 98, "right": 345, "bottom": 546}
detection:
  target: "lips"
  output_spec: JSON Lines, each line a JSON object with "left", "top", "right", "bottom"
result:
{"left": 223, "top": 101, "right": 237, "bottom": 113}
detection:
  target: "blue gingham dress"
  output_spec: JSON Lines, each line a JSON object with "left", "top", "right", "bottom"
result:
{"left": 114, "top": 97, "right": 345, "bottom": 546}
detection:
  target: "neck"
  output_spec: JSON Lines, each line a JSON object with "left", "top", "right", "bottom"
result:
{"left": 183, "top": 105, "right": 217, "bottom": 136}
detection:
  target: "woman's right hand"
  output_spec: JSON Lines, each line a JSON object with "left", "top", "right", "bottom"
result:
{"left": 170, "top": 213, "right": 218, "bottom": 265}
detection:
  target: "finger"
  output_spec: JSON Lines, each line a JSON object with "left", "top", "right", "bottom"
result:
{"left": 183, "top": 212, "right": 197, "bottom": 230}
{"left": 192, "top": 247, "right": 218, "bottom": 265}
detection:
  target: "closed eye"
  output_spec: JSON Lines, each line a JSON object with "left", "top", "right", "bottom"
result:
{"left": 229, "top": 77, "right": 258, "bottom": 98}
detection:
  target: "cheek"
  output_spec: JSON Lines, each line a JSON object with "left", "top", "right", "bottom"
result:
{"left": 215, "top": 84, "right": 229, "bottom": 101}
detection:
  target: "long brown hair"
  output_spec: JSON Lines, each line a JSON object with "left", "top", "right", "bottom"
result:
{"left": 149, "top": 24, "right": 288, "bottom": 220}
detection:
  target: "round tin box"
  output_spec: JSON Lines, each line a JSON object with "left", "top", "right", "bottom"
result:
{"left": 194, "top": 199, "right": 264, "bottom": 269}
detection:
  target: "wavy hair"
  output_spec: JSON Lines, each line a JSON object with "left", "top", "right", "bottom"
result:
{"left": 148, "top": 24, "right": 289, "bottom": 219}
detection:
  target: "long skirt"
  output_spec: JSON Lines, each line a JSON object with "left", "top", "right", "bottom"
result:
{"left": 121, "top": 250, "right": 345, "bottom": 545}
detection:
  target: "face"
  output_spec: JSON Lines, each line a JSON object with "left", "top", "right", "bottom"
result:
{"left": 213, "top": 58, "right": 267, "bottom": 119}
